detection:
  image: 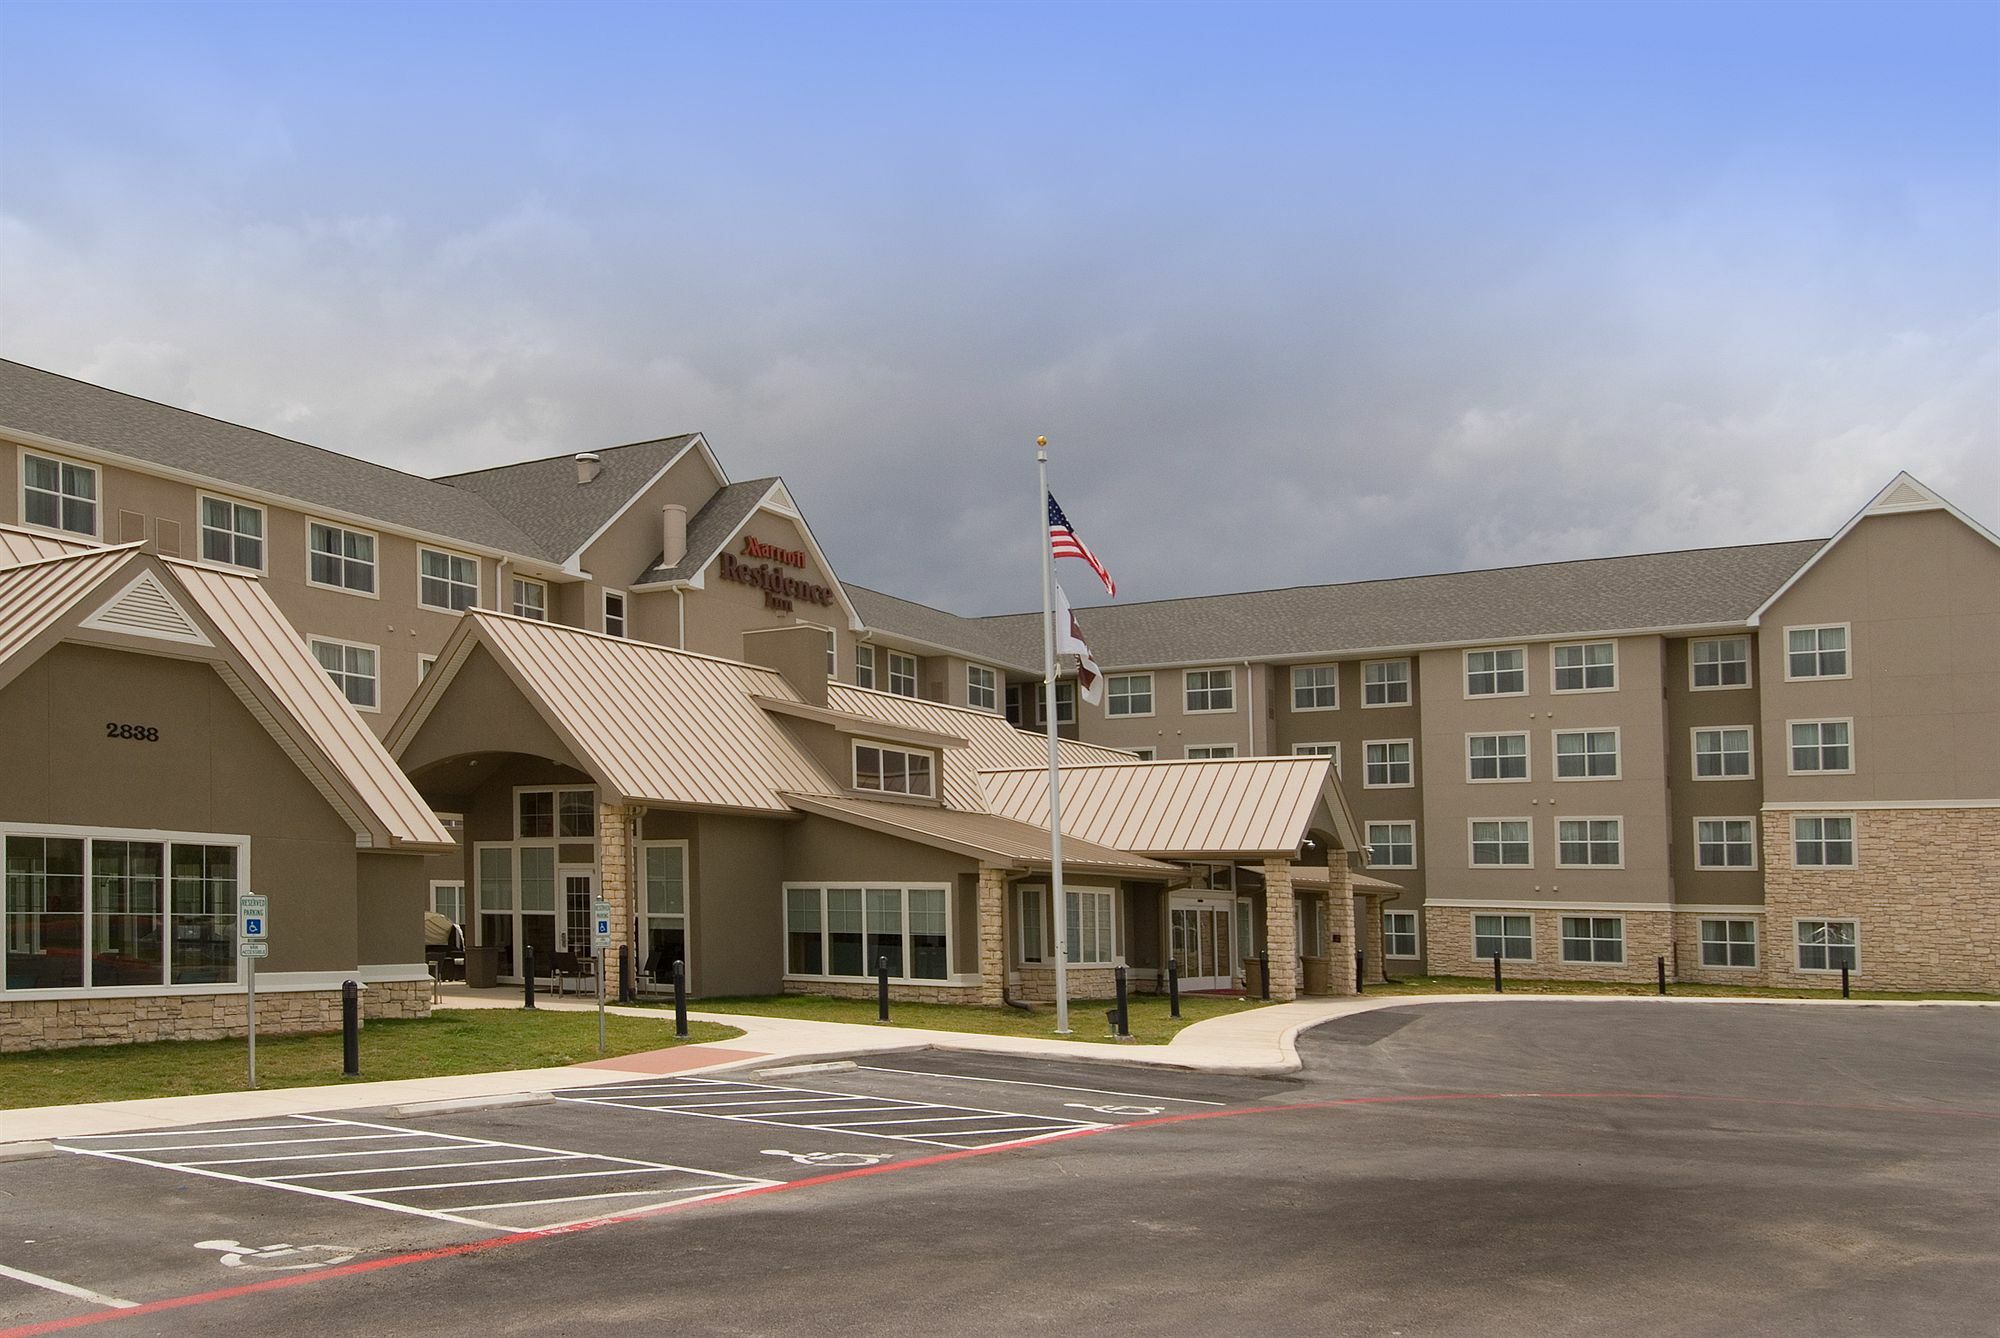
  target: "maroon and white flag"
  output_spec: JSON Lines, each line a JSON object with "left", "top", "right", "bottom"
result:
{"left": 1053, "top": 579, "right": 1104, "bottom": 706}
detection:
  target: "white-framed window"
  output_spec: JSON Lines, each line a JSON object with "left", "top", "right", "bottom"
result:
{"left": 640, "top": 842, "right": 689, "bottom": 977}
{"left": 1553, "top": 728, "right": 1619, "bottom": 780}
{"left": 1014, "top": 885, "right": 1044, "bottom": 963}
{"left": 1785, "top": 624, "right": 1850, "bottom": 680}
{"left": 1468, "top": 732, "right": 1529, "bottom": 782}
{"left": 429, "top": 880, "right": 466, "bottom": 925}
{"left": 1, "top": 827, "right": 246, "bottom": 992}
{"left": 516, "top": 787, "right": 597, "bottom": 840}
{"left": 1557, "top": 817, "right": 1622, "bottom": 867}
{"left": 825, "top": 628, "right": 837, "bottom": 677}
{"left": 1473, "top": 913, "right": 1532, "bottom": 961}
{"left": 1560, "top": 916, "right": 1624, "bottom": 963}
{"left": 966, "top": 664, "right": 998, "bottom": 712}
{"left": 1465, "top": 647, "right": 1526, "bottom": 697}
{"left": 1363, "top": 658, "right": 1411, "bottom": 707}
{"left": 1186, "top": 744, "right": 1237, "bottom": 759}
{"left": 1383, "top": 910, "right": 1419, "bottom": 958}
{"left": 1792, "top": 815, "right": 1855, "bottom": 868}
{"left": 1691, "top": 636, "right": 1751, "bottom": 690}
{"left": 510, "top": 576, "right": 548, "bottom": 621}
{"left": 1795, "top": 919, "right": 1858, "bottom": 972}
{"left": 1014, "top": 884, "right": 1118, "bottom": 966}
{"left": 307, "top": 520, "right": 377, "bottom": 596}
{"left": 1038, "top": 681, "right": 1077, "bottom": 725}
{"left": 886, "top": 651, "right": 918, "bottom": 697}
{"left": 1185, "top": 668, "right": 1236, "bottom": 713}
{"left": 1552, "top": 641, "right": 1616, "bottom": 692}
{"left": 854, "top": 742, "right": 935, "bottom": 797}
{"left": 602, "top": 589, "right": 627, "bottom": 638}
{"left": 198, "top": 495, "right": 265, "bottom": 571}
{"left": 418, "top": 653, "right": 437, "bottom": 681}
{"left": 1470, "top": 819, "right": 1531, "bottom": 867}
{"left": 785, "top": 884, "right": 951, "bottom": 981}
{"left": 1291, "top": 665, "right": 1338, "bottom": 711}
{"left": 309, "top": 637, "right": 379, "bottom": 711}
{"left": 1293, "top": 742, "right": 1340, "bottom": 775}
{"left": 854, "top": 644, "right": 875, "bottom": 689}
{"left": 1107, "top": 673, "right": 1153, "bottom": 717}
{"left": 1788, "top": 719, "right": 1853, "bottom": 774}
{"left": 1700, "top": 918, "right": 1758, "bottom": 968}
{"left": 20, "top": 450, "right": 100, "bottom": 537}
{"left": 1363, "top": 739, "right": 1413, "bottom": 788}
{"left": 419, "top": 547, "right": 480, "bottom": 611}
{"left": 1130, "top": 747, "right": 1156, "bottom": 761}
{"left": 1297, "top": 894, "right": 1326, "bottom": 959}
{"left": 1694, "top": 818, "right": 1757, "bottom": 869}
{"left": 1693, "top": 726, "right": 1754, "bottom": 780}
{"left": 1365, "top": 821, "right": 1415, "bottom": 868}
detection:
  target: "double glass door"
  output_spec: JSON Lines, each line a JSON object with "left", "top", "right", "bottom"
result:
{"left": 1170, "top": 898, "right": 1235, "bottom": 991}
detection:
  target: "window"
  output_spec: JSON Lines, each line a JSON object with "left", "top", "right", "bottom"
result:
{"left": 1560, "top": 916, "right": 1624, "bottom": 963}
{"left": 308, "top": 521, "right": 376, "bottom": 595}
{"left": 309, "top": 638, "right": 378, "bottom": 710}
{"left": 1185, "top": 668, "right": 1236, "bottom": 713}
{"left": 1700, "top": 918, "right": 1758, "bottom": 967}
{"left": 1065, "top": 887, "right": 1117, "bottom": 965}
{"left": 1292, "top": 665, "right": 1338, "bottom": 710}
{"left": 1016, "top": 886, "right": 1043, "bottom": 963}
{"left": 1366, "top": 821, "right": 1415, "bottom": 868}
{"left": 825, "top": 629, "right": 837, "bottom": 677}
{"left": 1557, "top": 818, "right": 1622, "bottom": 867}
{"left": 1473, "top": 914, "right": 1532, "bottom": 961}
{"left": 418, "top": 653, "right": 437, "bottom": 681}
{"left": 1107, "top": 674, "right": 1153, "bottom": 717}
{"left": 1026, "top": 681, "right": 1077, "bottom": 726}
{"left": 855, "top": 743, "right": 935, "bottom": 797}
{"left": 602, "top": 590, "right": 627, "bottom": 638}
{"left": 785, "top": 885, "right": 951, "bottom": 981}
{"left": 966, "top": 664, "right": 997, "bottom": 712}
{"left": 887, "top": 651, "right": 918, "bottom": 697}
{"left": 1470, "top": 820, "right": 1531, "bottom": 866}
{"left": 1130, "top": 747, "right": 1157, "bottom": 761}
{"left": 1691, "top": 636, "right": 1750, "bottom": 689}
{"left": 1554, "top": 729, "right": 1619, "bottom": 779}
{"left": 641, "top": 844, "right": 688, "bottom": 979}
{"left": 516, "top": 788, "right": 595, "bottom": 839}
{"left": 1364, "top": 740, "right": 1413, "bottom": 788}
{"left": 1468, "top": 733, "right": 1529, "bottom": 782}
{"left": 20, "top": 451, "right": 99, "bottom": 537}
{"left": 510, "top": 577, "right": 548, "bottom": 620}
{"left": 1789, "top": 720, "right": 1853, "bottom": 774}
{"left": 1236, "top": 896, "right": 1254, "bottom": 962}
{"left": 1363, "top": 659, "right": 1410, "bottom": 707}
{"left": 855, "top": 645, "right": 876, "bottom": 689}
{"left": 419, "top": 548, "right": 479, "bottom": 611}
{"left": 1786, "top": 625, "right": 1849, "bottom": 679}
{"left": 1693, "top": 727, "right": 1754, "bottom": 779}
{"left": 430, "top": 881, "right": 466, "bottom": 925}
{"left": 1796, "top": 919, "right": 1858, "bottom": 972}
{"left": 1186, "top": 744, "right": 1237, "bottom": 759}
{"left": 1293, "top": 743, "right": 1339, "bottom": 775}
{"left": 1552, "top": 642, "right": 1616, "bottom": 692}
{"left": 1465, "top": 648, "right": 1526, "bottom": 696}
{"left": 1695, "top": 818, "right": 1757, "bottom": 869}
{"left": 1383, "top": 911, "right": 1419, "bottom": 958}
{"left": 1792, "top": 815, "right": 1855, "bottom": 868}
{"left": 198, "top": 496, "right": 264, "bottom": 571}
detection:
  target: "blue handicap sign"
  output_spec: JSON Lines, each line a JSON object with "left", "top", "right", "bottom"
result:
{"left": 243, "top": 917, "right": 264, "bottom": 936}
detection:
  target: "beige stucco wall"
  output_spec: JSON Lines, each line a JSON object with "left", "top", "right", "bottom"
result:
{"left": 1075, "top": 663, "right": 1259, "bottom": 758}
{"left": 679, "top": 512, "right": 853, "bottom": 672}
{"left": 392, "top": 646, "right": 591, "bottom": 788}
{"left": 1662, "top": 634, "right": 1767, "bottom": 907}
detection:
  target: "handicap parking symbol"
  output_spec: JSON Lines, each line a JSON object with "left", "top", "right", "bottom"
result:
{"left": 242, "top": 917, "right": 263, "bottom": 936}
{"left": 1064, "top": 1101, "right": 1165, "bottom": 1116}
{"left": 195, "top": 1238, "right": 358, "bottom": 1270}
{"left": 761, "top": 1148, "right": 896, "bottom": 1168}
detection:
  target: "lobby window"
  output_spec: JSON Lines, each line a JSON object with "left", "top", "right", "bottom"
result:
{"left": 603, "top": 590, "right": 627, "bottom": 638}
{"left": 1366, "top": 821, "right": 1415, "bottom": 868}
{"left": 1700, "top": 918, "right": 1758, "bottom": 968}
{"left": 1470, "top": 820, "right": 1531, "bottom": 867}
{"left": 510, "top": 577, "right": 548, "bottom": 621}
{"left": 430, "top": 880, "right": 466, "bottom": 926}
{"left": 1364, "top": 740, "right": 1413, "bottom": 788}
{"left": 309, "top": 637, "right": 378, "bottom": 711}
{"left": 1185, "top": 668, "right": 1236, "bottom": 713}
{"left": 887, "top": 651, "right": 918, "bottom": 697}
{"left": 1691, "top": 636, "right": 1750, "bottom": 689}
{"left": 1292, "top": 665, "right": 1338, "bottom": 711}
{"left": 1796, "top": 919, "right": 1858, "bottom": 972}
{"left": 1786, "top": 625, "right": 1849, "bottom": 680}
{"left": 199, "top": 496, "right": 265, "bottom": 571}
{"left": 1186, "top": 744, "right": 1236, "bottom": 759}
{"left": 855, "top": 743, "right": 935, "bottom": 798}
{"left": 1473, "top": 913, "right": 1532, "bottom": 961}
{"left": 1693, "top": 727, "right": 1753, "bottom": 779}
{"left": 1792, "top": 815, "right": 1855, "bottom": 868}
{"left": 785, "top": 885, "right": 950, "bottom": 982}
{"left": 1557, "top": 818, "right": 1622, "bottom": 867}
{"left": 1015, "top": 886, "right": 1043, "bottom": 964}
{"left": 419, "top": 548, "right": 479, "bottom": 611}
{"left": 1065, "top": 887, "right": 1117, "bottom": 965}
{"left": 642, "top": 843, "right": 687, "bottom": 979}
{"left": 308, "top": 521, "right": 376, "bottom": 595}
{"left": 1384, "top": 911, "right": 1419, "bottom": 958}
{"left": 1107, "top": 673, "right": 1153, "bottom": 717}
{"left": 1789, "top": 720, "right": 1852, "bottom": 774}
{"left": 21, "top": 451, "right": 99, "bottom": 537}
{"left": 1363, "top": 658, "right": 1410, "bottom": 707}
{"left": 1465, "top": 648, "right": 1526, "bottom": 696}
{"left": 856, "top": 645, "right": 876, "bottom": 690}
{"left": 1695, "top": 818, "right": 1757, "bottom": 869}
{"left": 1560, "top": 916, "right": 1624, "bottom": 964}
{"left": 1554, "top": 729, "right": 1619, "bottom": 779}
{"left": 1552, "top": 642, "right": 1616, "bottom": 692}
{"left": 1468, "top": 732, "right": 1529, "bottom": 782}
{"left": 966, "top": 664, "right": 998, "bottom": 712}
{"left": 517, "top": 787, "right": 596, "bottom": 840}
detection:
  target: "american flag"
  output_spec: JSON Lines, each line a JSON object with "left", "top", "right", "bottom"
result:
{"left": 1047, "top": 492, "right": 1116, "bottom": 597}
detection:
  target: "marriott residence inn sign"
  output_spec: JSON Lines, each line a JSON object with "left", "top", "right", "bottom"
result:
{"left": 718, "top": 535, "right": 839, "bottom": 614}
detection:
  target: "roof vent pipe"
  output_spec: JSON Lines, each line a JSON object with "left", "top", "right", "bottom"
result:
{"left": 574, "top": 452, "right": 603, "bottom": 485}
{"left": 661, "top": 503, "right": 688, "bottom": 568}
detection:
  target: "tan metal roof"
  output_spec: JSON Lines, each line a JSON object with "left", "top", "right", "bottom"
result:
{"left": 1289, "top": 866, "right": 1404, "bottom": 895}
{"left": 783, "top": 793, "right": 1176, "bottom": 877}
{"left": 0, "top": 521, "right": 103, "bottom": 565}
{"left": 977, "top": 756, "right": 1345, "bottom": 858}
{"left": 0, "top": 546, "right": 144, "bottom": 673}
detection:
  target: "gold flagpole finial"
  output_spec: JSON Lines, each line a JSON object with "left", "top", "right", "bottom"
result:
{"left": 1036, "top": 436, "right": 1047, "bottom": 446}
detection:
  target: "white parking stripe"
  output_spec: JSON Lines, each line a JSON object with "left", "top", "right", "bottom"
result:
{"left": 855, "top": 1065, "right": 1229, "bottom": 1106}
{"left": 84, "top": 1132, "right": 429, "bottom": 1154}
{"left": 61, "top": 1123, "right": 316, "bottom": 1139}
{"left": 276, "top": 1155, "right": 573, "bottom": 1181}
{"left": 0, "top": 1262, "right": 138, "bottom": 1311}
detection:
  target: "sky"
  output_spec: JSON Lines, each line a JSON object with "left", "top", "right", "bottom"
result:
{"left": 1, "top": 0, "right": 1995, "bottom": 614}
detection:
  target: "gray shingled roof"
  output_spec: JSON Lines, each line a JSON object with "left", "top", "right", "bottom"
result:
{"left": 846, "top": 585, "right": 1043, "bottom": 672}
{"left": 439, "top": 434, "right": 700, "bottom": 562}
{"left": 633, "top": 478, "right": 780, "bottom": 585}
{"left": 0, "top": 359, "right": 554, "bottom": 559}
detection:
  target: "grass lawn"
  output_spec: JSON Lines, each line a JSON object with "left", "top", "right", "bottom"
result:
{"left": 664, "top": 991, "right": 1270, "bottom": 1044}
{"left": 1365, "top": 974, "right": 2000, "bottom": 1002}
{"left": 0, "top": 1009, "right": 743, "bottom": 1110}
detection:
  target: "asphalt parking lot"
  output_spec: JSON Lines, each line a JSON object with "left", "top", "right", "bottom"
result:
{"left": 4, "top": 1002, "right": 1996, "bottom": 1336}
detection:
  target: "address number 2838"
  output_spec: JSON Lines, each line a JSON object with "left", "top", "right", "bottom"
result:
{"left": 105, "top": 722, "right": 160, "bottom": 742}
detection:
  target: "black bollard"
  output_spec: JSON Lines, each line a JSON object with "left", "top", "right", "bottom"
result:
{"left": 1167, "top": 959, "right": 1181, "bottom": 1019}
{"left": 1841, "top": 964, "right": 1851, "bottom": 999}
{"left": 341, "top": 979, "right": 360, "bottom": 1077}
{"left": 673, "top": 958, "right": 689, "bottom": 1039}
{"left": 1657, "top": 956, "right": 1667, "bottom": 996}
{"left": 877, "top": 955, "right": 891, "bottom": 1022}
{"left": 618, "top": 944, "right": 633, "bottom": 1005}
{"left": 1259, "top": 955, "right": 1271, "bottom": 1001}
{"left": 1113, "top": 965, "right": 1131, "bottom": 1038}
{"left": 1493, "top": 952, "right": 1503, "bottom": 993}
{"left": 523, "top": 944, "right": 536, "bottom": 1008}
{"left": 1356, "top": 949, "right": 1365, "bottom": 994}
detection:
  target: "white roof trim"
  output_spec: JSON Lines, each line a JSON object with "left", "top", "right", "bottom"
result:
{"left": 78, "top": 569, "right": 213, "bottom": 646}
{"left": 559, "top": 432, "right": 727, "bottom": 572}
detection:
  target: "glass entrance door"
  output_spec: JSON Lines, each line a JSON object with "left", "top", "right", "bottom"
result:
{"left": 561, "top": 869, "right": 594, "bottom": 955}
{"left": 1170, "top": 897, "right": 1234, "bottom": 991}
{"left": 518, "top": 847, "right": 557, "bottom": 980}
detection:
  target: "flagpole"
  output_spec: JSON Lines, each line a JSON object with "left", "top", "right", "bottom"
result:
{"left": 1036, "top": 436, "right": 1071, "bottom": 1034}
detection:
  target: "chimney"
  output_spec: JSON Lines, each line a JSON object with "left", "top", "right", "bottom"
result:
{"left": 574, "top": 452, "right": 603, "bottom": 485}
{"left": 661, "top": 503, "right": 688, "bottom": 568}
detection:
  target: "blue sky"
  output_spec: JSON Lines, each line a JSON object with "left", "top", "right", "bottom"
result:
{"left": 2, "top": 0, "right": 1994, "bottom": 610}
